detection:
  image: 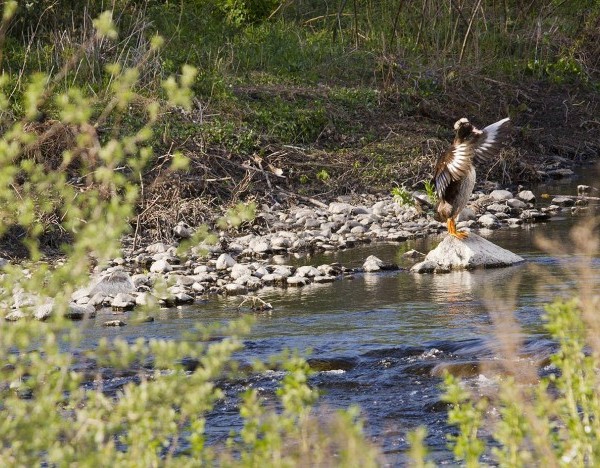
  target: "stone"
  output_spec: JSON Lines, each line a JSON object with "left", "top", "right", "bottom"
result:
{"left": 350, "top": 225, "right": 367, "bottom": 234}
{"left": 489, "top": 190, "right": 513, "bottom": 201}
{"left": 411, "top": 233, "right": 524, "bottom": 273}
{"left": 551, "top": 196, "right": 575, "bottom": 207}
{"left": 231, "top": 263, "right": 253, "bottom": 279}
{"left": 253, "top": 266, "right": 269, "bottom": 278}
{"left": 104, "top": 320, "right": 126, "bottom": 327}
{"left": 317, "top": 264, "right": 340, "bottom": 276}
{"left": 234, "top": 274, "right": 253, "bottom": 285}
{"left": 271, "top": 236, "right": 291, "bottom": 250}
{"left": 150, "top": 259, "right": 173, "bottom": 273}
{"left": 507, "top": 198, "right": 527, "bottom": 209}
{"left": 135, "top": 292, "right": 155, "bottom": 306}
{"left": 520, "top": 210, "right": 551, "bottom": 222}
{"left": 486, "top": 203, "right": 511, "bottom": 214}
{"left": 261, "top": 273, "right": 284, "bottom": 284}
{"left": 363, "top": 255, "right": 385, "bottom": 272}
{"left": 72, "top": 288, "right": 90, "bottom": 303}
{"left": 65, "top": 303, "right": 93, "bottom": 320}
{"left": 517, "top": 190, "right": 536, "bottom": 203}
{"left": 174, "top": 275, "right": 195, "bottom": 286}
{"left": 296, "top": 265, "right": 321, "bottom": 277}
{"left": 245, "top": 276, "right": 262, "bottom": 290}
{"left": 328, "top": 202, "right": 354, "bottom": 215}
{"left": 410, "top": 260, "right": 438, "bottom": 273}
{"left": 216, "top": 253, "right": 236, "bottom": 270}
{"left": 5, "top": 310, "right": 25, "bottom": 321}
{"left": 146, "top": 242, "right": 168, "bottom": 254}
{"left": 457, "top": 207, "right": 477, "bottom": 222}
{"left": 111, "top": 293, "right": 136, "bottom": 311}
{"left": 88, "top": 293, "right": 107, "bottom": 307}
{"left": 387, "top": 231, "right": 411, "bottom": 242}
{"left": 224, "top": 283, "right": 247, "bottom": 295}
{"left": 287, "top": 276, "right": 310, "bottom": 286}
{"left": 313, "top": 275, "right": 336, "bottom": 283}
{"left": 0, "top": 257, "right": 8, "bottom": 269}
{"left": 249, "top": 238, "right": 272, "bottom": 254}
{"left": 33, "top": 302, "right": 54, "bottom": 320}
{"left": 173, "top": 222, "right": 192, "bottom": 239}
{"left": 304, "top": 218, "right": 321, "bottom": 229}
{"left": 193, "top": 265, "right": 212, "bottom": 274}
{"left": 478, "top": 214, "right": 500, "bottom": 228}
{"left": 12, "top": 289, "right": 37, "bottom": 309}
{"left": 272, "top": 266, "right": 293, "bottom": 278}
{"left": 158, "top": 295, "right": 177, "bottom": 307}
{"left": 174, "top": 293, "right": 194, "bottom": 304}
{"left": 88, "top": 270, "right": 136, "bottom": 297}
{"left": 132, "top": 274, "right": 151, "bottom": 289}
{"left": 403, "top": 249, "right": 425, "bottom": 259}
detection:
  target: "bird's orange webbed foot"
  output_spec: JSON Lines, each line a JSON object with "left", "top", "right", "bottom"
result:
{"left": 447, "top": 218, "right": 469, "bottom": 240}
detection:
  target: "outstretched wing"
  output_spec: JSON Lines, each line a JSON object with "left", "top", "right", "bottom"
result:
{"left": 472, "top": 117, "right": 511, "bottom": 164}
{"left": 433, "top": 117, "right": 511, "bottom": 199}
{"left": 433, "top": 142, "right": 475, "bottom": 199}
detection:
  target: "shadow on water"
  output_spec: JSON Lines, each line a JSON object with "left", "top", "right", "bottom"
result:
{"left": 75, "top": 166, "right": 600, "bottom": 464}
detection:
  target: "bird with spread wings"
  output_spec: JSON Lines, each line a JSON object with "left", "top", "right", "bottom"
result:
{"left": 434, "top": 117, "right": 512, "bottom": 240}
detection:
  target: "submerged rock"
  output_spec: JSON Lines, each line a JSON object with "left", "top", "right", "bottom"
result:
{"left": 411, "top": 233, "right": 524, "bottom": 273}
{"left": 104, "top": 320, "right": 126, "bottom": 327}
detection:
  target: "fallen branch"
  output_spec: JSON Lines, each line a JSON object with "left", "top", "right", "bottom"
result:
{"left": 238, "top": 295, "right": 273, "bottom": 311}
{"left": 276, "top": 187, "right": 329, "bottom": 208}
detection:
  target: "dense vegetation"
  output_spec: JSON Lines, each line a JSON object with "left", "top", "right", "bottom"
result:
{"left": 1, "top": 1, "right": 599, "bottom": 465}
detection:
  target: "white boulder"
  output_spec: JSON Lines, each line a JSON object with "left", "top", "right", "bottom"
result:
{"left": 411, "top": 233, "right": 524, "bottom": 273}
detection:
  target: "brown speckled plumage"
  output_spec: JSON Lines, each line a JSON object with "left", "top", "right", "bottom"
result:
{"left": 434, "top": 117, "right": 512, "bottom": 239}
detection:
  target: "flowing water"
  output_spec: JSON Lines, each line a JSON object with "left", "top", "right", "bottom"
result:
{"left": 76, "top": 167, "right": 600, "bottom": 464}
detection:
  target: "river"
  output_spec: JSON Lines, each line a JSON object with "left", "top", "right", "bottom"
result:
{"left": 76, "top": 166, "right": 600, "bottom": 464}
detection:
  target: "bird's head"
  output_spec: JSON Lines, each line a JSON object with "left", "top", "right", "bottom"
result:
{"left": 453, "top": 117, "right": 473, "bottom": 140}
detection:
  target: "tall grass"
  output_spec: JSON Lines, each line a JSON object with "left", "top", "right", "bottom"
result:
{"left": 6, "top": 0, "right": 598, "bottom": 101}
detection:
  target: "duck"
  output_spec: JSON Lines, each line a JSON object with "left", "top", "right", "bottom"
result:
{"left": 434, "top": 117, "right": 511, "bottom": 240}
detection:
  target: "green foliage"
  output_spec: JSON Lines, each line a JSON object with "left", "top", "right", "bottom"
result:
{"left": 217, "top": 201, "right": 257, "bottom": 230}
{"left": 435, "top": 296, "right": 600, "bottom": 466}
{"left": 213, "top": 0, "right": 281, "bottom": 26}
{"left": 443, "top": 374, "right": 488, "bottom": 466}
{"left": 250, "top": 97, "right": 328, "bottom": 144}
{"left": 316, "top": 169, "right": 330, "bottom": 182}
{"left": 423, "top": 179, "right": 438, "bottom": 204}
{"left": 391, "top": 185, "right": 415, "bottom": 207}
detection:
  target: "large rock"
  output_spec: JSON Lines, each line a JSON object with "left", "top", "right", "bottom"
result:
{"left": 411, "top": 234, "right": 524, "bottom": 273}
{"left": 89, "top": 270, "right": 135, "bottom": 296}
{"left": 489, "top": 190, "right": 513, "bottom": 201}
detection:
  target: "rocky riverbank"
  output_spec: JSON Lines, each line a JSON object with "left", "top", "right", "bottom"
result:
{"left": 2, "top": 179, "right": 595, "bottom": 325}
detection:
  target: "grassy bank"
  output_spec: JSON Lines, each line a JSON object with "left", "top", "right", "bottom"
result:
{"left": 3, "top": 0, "right": 600, "bottom": 243}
